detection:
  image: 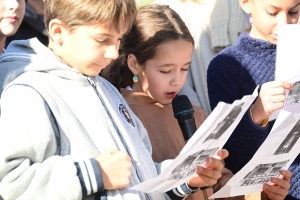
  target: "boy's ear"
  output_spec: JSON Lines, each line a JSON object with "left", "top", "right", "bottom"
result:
{"left": 239, "top": 0, "right": 252, "bottom": 14}
{"left": 127, "top": 54, "right": 139, "bottom": 75}
{"left": 48, "top": 19, "right": 66, "bottom": 45}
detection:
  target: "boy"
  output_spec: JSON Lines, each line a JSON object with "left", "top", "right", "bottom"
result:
{"left": 0, "top": 0, "right": 227, "bottom": 199}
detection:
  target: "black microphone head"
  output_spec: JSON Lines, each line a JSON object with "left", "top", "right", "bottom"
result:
{"left": 172, "top": 95, "right": 194, "bottom": 117}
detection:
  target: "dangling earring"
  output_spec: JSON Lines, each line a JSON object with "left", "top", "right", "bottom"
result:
{"left": 133, "top": 75, "right": 138, "bottom": 83}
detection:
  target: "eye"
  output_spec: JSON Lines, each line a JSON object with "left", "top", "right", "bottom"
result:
{"left": 267, "top": 12, "right": 277, "bottom": 17}
{"left": 160, "top": 70, "right": 171, "bottom": 74}
{"left": 289, "top": 11, "right": 298, "bottom": 15}
{"left": 181, "top": 68, "right": 189, "bottom": 72}
{"left": 96, "top": 39, "right": 107, "bottom": 44}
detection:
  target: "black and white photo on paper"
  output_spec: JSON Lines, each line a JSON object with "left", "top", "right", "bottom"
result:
{"left": 274, "top": 118, "right": 300, "bottom": 155}
{"left": 168, "top": 148, "right": 219, "bottom": 181}
{"left": 237, "top": 160, "right": 289, "bottom": 187}
{"left": 204, "top": 103, "right": 244, "bottom": 142}
{"left": 287, "top": 81, "right": 300, "bottom": 104}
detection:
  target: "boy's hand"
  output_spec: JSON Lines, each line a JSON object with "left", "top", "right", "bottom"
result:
{"left": 187, "top": 149, "right": 228, "bottom": 188}
{"left": 252, "top": 81, "right": 292, "bottom": 125}
{"left": 96, "top": 149, "right": 132, "bottom": 190}
{"left": 263, "top": 170, "right": 291, "bottom": 200}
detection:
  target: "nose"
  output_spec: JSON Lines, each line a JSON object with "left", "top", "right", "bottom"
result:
{"left": 8, "top": 0, "right": 20, "bottom": 10}
{"left": 104, "top": 44, "right": 119, "bottom": 60}
{"left": 170, "top": 71, "right": 182, "bottom": 87}
{"left": 277, "top": 12, "right": 289, "bottom": 25}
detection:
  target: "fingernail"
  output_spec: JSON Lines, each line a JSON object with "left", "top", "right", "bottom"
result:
{"left": 198, "top": 167, "right": 203, "bottom": 172}
{"left": 271, "top": 177, "right": 275, "bottom": 183}
{"left": 265, "top": 185, "right": 269, "bottom": 189}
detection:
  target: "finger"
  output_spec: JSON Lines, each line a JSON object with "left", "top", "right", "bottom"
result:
{"left": 196, "top": 170, "right": 220, "bottom": 186}
{"left": 105, "top": 148, "right": 120, "bottom": 154}
{"left": 197, "top": 166, "right": 222, "bottom": 180}
{"left": 216, "top": 149, "right": 229, "bottom": 160}
{"left": 269, "top": 94, "right": 286, "bottom": 103}
{"left": 205, "top": 157, "right": 224, "bottom": 171}
{"left": 270, "top": 177, "right": 290, "bottom": 190}
{"left": 269, "top": 102, "right": 284, "bottom": 111}
{"left": 281, "top": 170, "right": 292, "bottom": 181}
{"left": 263, "top": 183, "right": 288, "bottom": 200}
{"left": 262, "top": 81, "right": 292, "bottom": 90}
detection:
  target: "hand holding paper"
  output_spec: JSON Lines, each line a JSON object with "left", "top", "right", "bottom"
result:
{"left": 251, "top": 80, "right": 292, "bottom": 125}
{"left": 188, "top": 149, "right": 228, "bottom": 188}
{"left": 263, "top": 170, "right": 291, "bottom": 200}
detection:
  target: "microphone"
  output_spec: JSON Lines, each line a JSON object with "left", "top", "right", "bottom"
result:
{"left": 172, "top": 95, "right": 197, "bottom": 142}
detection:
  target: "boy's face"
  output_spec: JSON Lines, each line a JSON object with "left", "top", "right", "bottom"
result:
{"left": 60, "top": 24, "right": 125, "bottom": 76}
{"left": 132, "top": 40, "right": 193, "bottom": 105}
{"left": 0, "top": 0, "right": 25, "bottom": 38}
{"left": 248, "top": 0, "right": 300, "bottom": 45}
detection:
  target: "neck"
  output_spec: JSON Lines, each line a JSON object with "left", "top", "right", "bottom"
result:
{"left": 0, "top": 37, "right": 6, "bottom": 53}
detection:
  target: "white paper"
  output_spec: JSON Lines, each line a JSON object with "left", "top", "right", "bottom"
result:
{"left": 131, "top": 87, "right": 259, "bottom": 193}
{"left": 275, "top": 24, "right": 300, "bottom": 81}
{"left": 211, "top": 110, "right": 300, "bottom": 199}
{"left": 271, "top": 24, "right": 300, "bottom": 120}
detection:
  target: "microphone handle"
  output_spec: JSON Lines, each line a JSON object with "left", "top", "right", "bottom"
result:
{"left": 176, "top": 113, "right": 197, "bottom": 142}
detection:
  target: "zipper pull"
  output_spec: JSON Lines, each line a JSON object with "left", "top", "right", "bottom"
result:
{"left": 86, "top": 76, "right": 96, "bottom": 87}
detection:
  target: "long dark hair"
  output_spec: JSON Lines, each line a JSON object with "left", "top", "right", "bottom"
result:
{"left": 101, "top": 4, "right": 194, "bottom": 90}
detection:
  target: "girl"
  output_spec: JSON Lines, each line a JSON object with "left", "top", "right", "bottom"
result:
{"left": 207, "top": 0, "right": 298, "bottom": 199}
{"left": 0, "top": 0, "right": 25, "bottom": 52}
{"left": 102, "top": 4, "right": 290, "bottom": 200}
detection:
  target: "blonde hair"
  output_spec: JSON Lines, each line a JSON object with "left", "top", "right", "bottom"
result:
{"left": 44, "top": 0, "right": 137, "bottom": 33}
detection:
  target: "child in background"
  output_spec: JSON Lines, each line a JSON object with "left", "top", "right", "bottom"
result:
{"left": 207, "top": 0, "right": 298, "bottom": 199}
{"left": 0, "top": 0, "right": 227, "bottom": 199}
{"left": 102, "top": 4, "right": 291, "bottom": 200}
{"left": 0, "top": 0, "right": 25, "bottom": 53}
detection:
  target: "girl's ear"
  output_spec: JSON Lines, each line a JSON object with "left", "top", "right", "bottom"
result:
{"left": 48, "top": 19, "right": 66, "bottom": 45}
{"left": 127, "top": 54, "right": 139, "bottom": 75}
{"left": 239, "top": 0, "right": 252, "bottom": 14}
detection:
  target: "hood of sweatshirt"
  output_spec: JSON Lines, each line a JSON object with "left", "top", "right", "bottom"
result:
{"left": 0, "top": 38, "right": 86, "bottom": 95}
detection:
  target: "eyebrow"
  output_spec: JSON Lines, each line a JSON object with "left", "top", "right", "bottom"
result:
{"left": 266, "top": 2, "right": 300, "bottom": 9}
{"left": 157, "top": 61, "right": 192, "bottom": 67}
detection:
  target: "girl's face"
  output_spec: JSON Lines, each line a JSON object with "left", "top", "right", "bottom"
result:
{"left": 249, "top": 0, "right": 300, "bottom": 44}
{"left": 0, "top": 0, "right": 25, "bottom": 38}
{"left": 132, "top": 40, "right": 193, "bottom": 105}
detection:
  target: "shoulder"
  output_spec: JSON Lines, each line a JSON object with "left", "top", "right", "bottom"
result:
{"left": 192, "top": 104, "right": 206, "bottom": 128}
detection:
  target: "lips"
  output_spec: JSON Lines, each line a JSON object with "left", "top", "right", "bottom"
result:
{"left": 4, "top": 16, "right": 17, "bottom": 23}
{"left": 166, "top": 92, "right": 177, "bottom": 99}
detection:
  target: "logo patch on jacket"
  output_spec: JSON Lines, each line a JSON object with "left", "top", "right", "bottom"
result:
{"left": 118, "top": 103, "right": 135, "bottom": 127}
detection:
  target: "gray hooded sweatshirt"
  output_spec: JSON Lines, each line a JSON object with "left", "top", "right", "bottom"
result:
{"left": 0, "top": 38, "right": 168, "bottom": 200}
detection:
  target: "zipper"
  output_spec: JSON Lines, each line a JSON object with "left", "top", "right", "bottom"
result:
{"left": 86, "top": 76, "right": 150, "bottom": 200}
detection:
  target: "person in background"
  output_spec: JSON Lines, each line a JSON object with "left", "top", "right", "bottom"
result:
{"left": 5, "top": 0, "right": 48, "bottom": 46}
{"left": 207, "top": 0, "right": 299, "bottom": 199}
{"left": 0, "top": 0, "right": 25, "bottom": 53}
{"left": 102, "top": 4, "right": 291, "bottom": 200}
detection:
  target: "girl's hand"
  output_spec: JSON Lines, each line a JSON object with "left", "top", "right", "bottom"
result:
{"left": 187, "top": 149, "right": 228, "bottom": 188}
{"left": 251, "top": 81, "right": 292, "bottom": 125}
{"left": 263, "top": 170, "right": 291, "bottom": 200}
